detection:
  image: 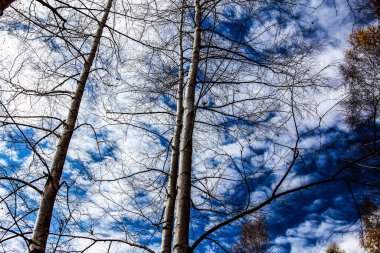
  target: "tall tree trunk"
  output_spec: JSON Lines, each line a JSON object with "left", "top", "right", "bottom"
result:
{"left": 160, "top": 2, "right": 185, "bottom": 252}
{"left": 0, "top": 0, "right": 16, "bottom": 16}
{"left": 29, "top": 0, "right": 113, "bottom": 252}
{"left": 172, "top": 0, "right": 201, "bottom": 252}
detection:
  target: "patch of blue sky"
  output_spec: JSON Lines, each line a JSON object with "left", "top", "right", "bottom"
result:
{"left": 266, "top": 139, "right": 377, "bottom": 250}
{"left": 255, "top": 2, "right": 299, "bottom": 37}
{"left": 245, "top": 150, "right": 274, "bottom": 177}
{"left": 60, "top": 163, "right": 91, "bottom": 204}
{"left": 188, "top": 122, "right": 379, "bottom": 252}
{"left": 301, "top": 22, "right": 328, "bottom": 44}
{"left": 42, "top": 37, "right": 61, "bottom": 52}
{"left": 219, "top": 130, "right": 236, "bottom": 145}
{"left": 143, "top": 54, "right": 177, "bottom": 76}
{"left": 4, "top": 22, "right": 29, "bottom": 32}
{"left": 228, "top": 182, "right": 254, "bottom": 208}
{"left": 276, "top": 243, "right": 292, "bottom": 253}
{"left": 189, "top": 161, "right": 277, "bottom": 250}
{"left": 196, "top": 90, "right": 216, "bottom": 107}
{"left": 255, "top": 3, "right": 328, "bottom": 57}
{"left": 219, "top": 116, "right": 255, "bottom": 128}
{"left": 159, "top": 92, "right": 177, "bottom": 111}
{"left": 205, "top": 156, "right": 220, "bottom": 169}
{"left": 242, "top": 46, "right": 270, "bottom": 63}
{"left": 88, "top": 143, "right": 116, "bottom": 163}
{"left": 220, "top": 111, "right": 276, "bottom": 129}
{"left": 117, "top": 217, "right": 160, "bottom": 243}
{"left": 201, "top": 6, "right": 269, "bottom": 63}
{"left": 141, "top": 123, "right": 170, "bottom": 147}
{"left": 0, "top": 127, "right": 48, "bottom": 219}
{"left": 98, "top": 55, "right": 112, "bottom": 67}
{"left": 0, "top": 128, "right": 34, "bottom": 171}
{"left": 217, "top": 16, "right": 253, "bottom": 42}
{"left": 297, "top": 124, "right": 377, "bottom": 179}
{"left": 195, "top": 77, "right": 217, "bottom": 109}
{"left": 270, "top": 24, "right": 324, "bottom": 58}
{"left": 196, "top": 69, "right": 206, "bottom": 85}
{"left": 0, "top": 184, "right": 41, "bottom": 232}
{"left": 248, "top": 145, "right": 267, "bottom": 156}
{"left": 83, "top": 78, "right": 104, "bottom": 100}
{"left": 267, "top": 185, "right": 350, "bottom": 237}
{"left": 187, "top": 108, "right": 377, "bottom": 252}
{"left": 189, "top": 209, "right": 246, "bottom": 252}
{"left": 77, "top": 128, "right": 117, "bottom": 160}
{"left": 64, "top": 158, "right": 93, "bottom": 181}
{"left": 69, "top": 183, "right": 87, "bottom": 197}
{"left": 260, "top": 1, "right": 294, "bottom": 18}
{"left": 170, "top": 66, "right": 180, "bottom": 76}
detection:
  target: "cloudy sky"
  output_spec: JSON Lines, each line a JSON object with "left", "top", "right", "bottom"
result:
{"left": 0, "top": 0, "right": 378, "bottom": 252}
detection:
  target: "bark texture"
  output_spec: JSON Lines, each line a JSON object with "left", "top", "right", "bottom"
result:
{"left": 160, "top": 2, "right": 185, "bottom": 252}
{"left": 29, "top": 0, "right": 113, "bottom": 252}
{"left": 0, "top": 0, "right": 16, "bottom": 16}
{"left": 172, "top": 0, "right": 201, "bottom": 252}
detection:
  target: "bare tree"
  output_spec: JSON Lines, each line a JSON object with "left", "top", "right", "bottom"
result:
{"left": 169, "top": 0, "right": 331, "bottom": 251}
{"left": 172, "top": 0, "right": 201, "bottom": 251}
{"left": 28, "top": 0, "right": 113, "bottom": 251}
{"left": 161, "top": 0, "right": 186, "bottom": 252}
{"left": 1, "top": 0, "right": 380, "bottom": 252}
{"left": 231, "top": 216, "right": 269, "bottom": 253}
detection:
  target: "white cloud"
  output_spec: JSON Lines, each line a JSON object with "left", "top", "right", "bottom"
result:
{"left": 273, "top": 215, "right": 364, "bottom": 253}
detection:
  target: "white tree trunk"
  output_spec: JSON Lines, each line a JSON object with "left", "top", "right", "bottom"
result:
{"left": 172, "top": 0, "right": 201, "bottom": 252}
{"left": 160, "top": 2, "right": 185, "bottom": 252}
{"left": 29, "top": 0, "right": 113, "bottom": 252}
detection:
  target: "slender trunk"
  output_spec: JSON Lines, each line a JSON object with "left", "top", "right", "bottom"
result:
{"left": 0, "top": 0, "right": 16, "bottom": 16}
{"left": 172, "top": 0, "right": 201, "bottom": 252}
{"left": 161, "top": 2, "right": 185, "bottom": 252}
{"left": 29, "top": 1, "right": 112, "bottom": 252}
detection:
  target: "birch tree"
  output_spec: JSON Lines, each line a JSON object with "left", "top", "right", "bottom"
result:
{"left": 168, "top": 0, "right": 380, "bottom": 252}
{"left": 161, "top": 0, "right": 186, "bottom": 252}
{"left": 170, "top": 0, "right": 320, "bottom": 251}
{"left": 29, "top": 0, "right": 113, "bottom": 251}
{"left": 172, "top": 0, "right": 201, "bottom": 251}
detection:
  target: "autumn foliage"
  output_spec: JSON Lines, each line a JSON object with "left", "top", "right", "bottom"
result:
{"left": 231, "top": 216, "right": 269, "bottom": 253}
{"left": 340, "top": 24, "right": 380, "bottom": 128}
{"left": 360, "top": 199, "right": 380, "bottom": 253}
{"left": 326, "top": 242, "right": 345, "bottom": 253}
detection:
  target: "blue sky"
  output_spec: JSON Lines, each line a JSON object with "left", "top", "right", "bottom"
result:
{"left": 0, "top": 0, "right": 379, "bottom": 252}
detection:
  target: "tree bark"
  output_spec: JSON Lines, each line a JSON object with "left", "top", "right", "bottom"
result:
{"left": 0, "top": 0, "right": 16, "bottom": 16}
{"left": 160, "top": 2, "right": 185, "bottom": 252}
{"left": 29, "top": 0, "right": 113, "bottom": 252}
{"left": 172, "top": 0, "right": 201, "bottom": 252}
